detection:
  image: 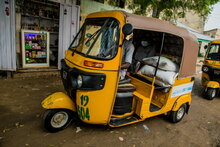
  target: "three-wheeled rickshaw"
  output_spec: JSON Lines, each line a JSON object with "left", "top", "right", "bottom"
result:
{"left": 41, "top": 11, "right": 198, "bottom": 132}
{"left": 202, "top": 40, "right": 220, "bottom": 100}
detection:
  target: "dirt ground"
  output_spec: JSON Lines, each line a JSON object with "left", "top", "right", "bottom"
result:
{"left": 0, "top": 68, "right": 220, "bottom": 147}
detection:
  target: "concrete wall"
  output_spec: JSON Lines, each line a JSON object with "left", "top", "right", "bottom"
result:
{"left": 177, "top": 11, "right": 204, "bottom": 33}
{"left": 204, "top": 29, "right": 220, "bottom": 39}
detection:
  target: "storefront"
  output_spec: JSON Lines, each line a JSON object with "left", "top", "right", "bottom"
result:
{"left": 0, "top": 0, "right": 80, "bottom": 72}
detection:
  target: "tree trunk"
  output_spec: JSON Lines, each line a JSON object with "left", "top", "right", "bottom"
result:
{"left": 152, "top": 7, "right": 160, "bottom": 18}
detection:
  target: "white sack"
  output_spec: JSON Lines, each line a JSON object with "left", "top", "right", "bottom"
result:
{"left": 142, "top": 56, "right": 179, "bottom": 72}
{"left": 138, "top": 64, "right": 178, "bottom": 86}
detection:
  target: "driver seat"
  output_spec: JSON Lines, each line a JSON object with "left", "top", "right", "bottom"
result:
{"left": 118, "top": 77, "right": 136, "bottom": 92}
{"left": 113, "top": 77, "right": 136, "bottom": 115}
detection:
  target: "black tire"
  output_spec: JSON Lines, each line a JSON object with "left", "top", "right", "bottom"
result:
{"left": 206, "top": 88, "right": 216, "bottom": 100}
{"left": 169, "top": 104, "right": 186, "bottom": 123}
{"left": 43, "top": 109, "right": 72, "bottom": 132}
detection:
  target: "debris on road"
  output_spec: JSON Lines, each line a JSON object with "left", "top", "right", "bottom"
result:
{"left": 2, "top": 128, "right": 10, "bottom": 133}
{"left": 15, "top": 122, "right": 24, "bottom": 128}
{"left": 76, "top": 127, "right": 82, "bottom": 133}
{"left": 36, "top": 114, "right": 40, "bottom": 118}
{"left": 119, "top": 136, "right": 124, "bottom": 141}
{"left": 44, "top": 133, "right": 50, "bottom": 137}
{"left": 0, "top": 137, "right": 3, "bottom": 140}
{"left": 143, "top": 124, "right": 150, "bottom": 131}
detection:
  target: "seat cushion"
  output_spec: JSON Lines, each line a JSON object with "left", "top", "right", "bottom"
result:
{"left": 117, "top": 83, "right": 136, "bottom": 92}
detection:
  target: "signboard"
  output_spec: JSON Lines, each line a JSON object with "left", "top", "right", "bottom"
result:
{"left": 171, "top": 82, "right": 194, "bottom": 98}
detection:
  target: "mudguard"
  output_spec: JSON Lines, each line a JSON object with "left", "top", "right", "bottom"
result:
{"left": 172, "top": 94, "right": 191, "bottom": 112}
{"left": 41, "top": 92, "right": 76, "bottom": 112}
{"left": 206, "top": 81, "right": 220, "bottom": 88}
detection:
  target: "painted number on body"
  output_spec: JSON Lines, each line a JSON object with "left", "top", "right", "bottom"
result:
{"left": 77, "top": 95, "right": 90, "bottom": 120}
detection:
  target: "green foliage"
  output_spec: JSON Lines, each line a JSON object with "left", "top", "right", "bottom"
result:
{"left": 128, "top": 0, "right": 220, "bottom": 20}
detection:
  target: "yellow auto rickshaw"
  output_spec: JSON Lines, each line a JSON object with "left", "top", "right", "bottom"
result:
{"left": 202, "top": 40, "right": 220, "bottom": 100}
{"left": 41, "top": 11, "right": 198, "bottom": 132}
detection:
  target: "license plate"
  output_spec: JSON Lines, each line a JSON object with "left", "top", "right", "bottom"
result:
{"left": 62, "top": 71, "right": 68, "bottom": 79}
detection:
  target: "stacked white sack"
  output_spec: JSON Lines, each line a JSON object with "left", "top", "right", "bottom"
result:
{"left": 142, "top": 56, "right": 179, "bottom": 72}
{"left": 138, "top": 56, "right": 179, "bottom": 87}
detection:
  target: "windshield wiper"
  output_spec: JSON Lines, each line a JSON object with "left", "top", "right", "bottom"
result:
{"left": 85, "top": 29, "right": 101, "bottom": 46}
{"left": 86, "top": 19, "right": 110, "bottom": 56}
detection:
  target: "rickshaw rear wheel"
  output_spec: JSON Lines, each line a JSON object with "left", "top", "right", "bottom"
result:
{"left": 206, "top": 88, "right": 216, "bottom": 100}
{"left": 43, "top": 109, "right": 72, "bottom": 132}
{"left": 169, "top": 104, "right": 186, "bottom": 123}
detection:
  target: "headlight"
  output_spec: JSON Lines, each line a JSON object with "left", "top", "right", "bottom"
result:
{"left": 77, "top": 75, "right": 83, "bottom": 88}
{"left": 203, "top": 66, "right": 209, "bottom": 72}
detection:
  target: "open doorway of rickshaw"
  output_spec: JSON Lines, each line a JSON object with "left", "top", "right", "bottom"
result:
{"left": 130, "top": 29, "right": 184, "bottom": 112}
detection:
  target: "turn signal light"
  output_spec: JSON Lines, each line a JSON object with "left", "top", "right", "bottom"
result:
{"left": 84, "top": 60, "right": 104, "bottom": 68}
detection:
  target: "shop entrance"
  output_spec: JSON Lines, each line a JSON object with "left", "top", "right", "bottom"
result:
{"left": 15, "top": 0, "right": 79, "bottom": 70}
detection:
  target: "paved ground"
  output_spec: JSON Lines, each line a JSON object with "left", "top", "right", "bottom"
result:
{"left": 0, "top": 68, "right": 220, "bottom": 147}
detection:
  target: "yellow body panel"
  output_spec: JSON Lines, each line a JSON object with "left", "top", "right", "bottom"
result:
{"left": 210, "top": 40, "right": 220, "bottom": 44}
{"left": 171, "top": 94, "right": 191, "bottom": 111}
{"left": 64, "top": 58, "right": 119, "bottom": 124}
{"left": 201, "top": 72, "right": 210, "bottom": 86}
{"left": 41, "top": 92, "right": 76, "bottom": 111}
{"left": 128, "top": 75, "right": 192, "bottom": 119}
{"left": 207, "top": 81, "right": 220, "bottom": 88}
{"left": 204, "top": 60, "right": 220, "bottom": 69}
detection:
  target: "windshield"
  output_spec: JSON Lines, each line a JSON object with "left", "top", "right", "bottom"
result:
{"left": 206, "top": 44, "right": 220, "bottom": 61}
{"left": 69, "top": 18, "right": 120, "bottom": 59}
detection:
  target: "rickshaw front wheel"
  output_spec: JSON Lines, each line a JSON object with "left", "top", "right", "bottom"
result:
{"left": 206, "top": 88, "right": 216, "bottom": 100}
{"left": 169, "top": 104, "right": 186, "bottom": 123}
{"left": 43, "top": 109, "right": 72, "bottom": 132}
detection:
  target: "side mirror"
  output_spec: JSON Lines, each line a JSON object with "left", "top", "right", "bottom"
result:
{"left": 204, "top": 45, "right": 208, "bottom": 49}
{"left": 122, "top": 23, "right": 133, "bottom": 36}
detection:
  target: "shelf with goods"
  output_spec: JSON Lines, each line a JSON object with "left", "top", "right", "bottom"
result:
{"left": 21, "top": 14, "right": 59, "bottom": 21}
{"left": 22, "top": 30, "right": 50, "bottom": 68}
{"left": 16, "top": 0, "right": 60, "bottom": 67}
{"left": 29, "top": 0, "right": 59, "bottom": 8}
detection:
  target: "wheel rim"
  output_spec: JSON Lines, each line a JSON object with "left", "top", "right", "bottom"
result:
{"left": 50, "top": 111, "right": 69, "bottom": 128}
{"left": 177, "top": 107, "right": 185, "bottom": 120}
{"left": 211, "top": 89, "right": 216, "bottom": 98}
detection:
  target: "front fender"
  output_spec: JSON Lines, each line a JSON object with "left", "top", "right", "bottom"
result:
{"left": 207, "top": 81, "right": 220, "bottom": 88}
{"left": 41, "top": 92, "right": 76, "bottom": 112}
{"left": 172, "top": 94, "right": 191, "bottom": 112}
